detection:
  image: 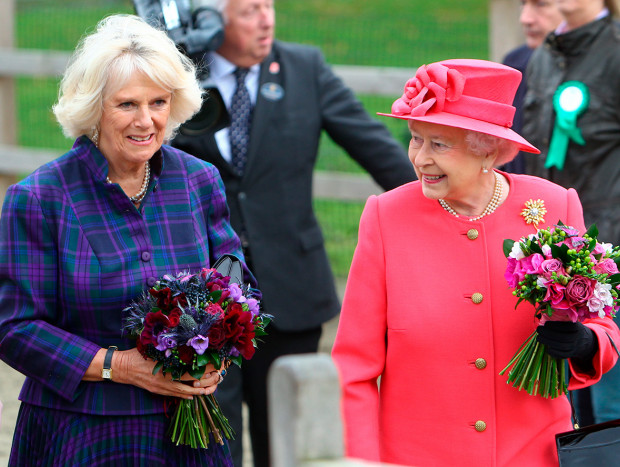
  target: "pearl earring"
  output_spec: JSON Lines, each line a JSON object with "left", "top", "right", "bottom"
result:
{"left": 482, "top": 166, "right": 489, "bottom": 174}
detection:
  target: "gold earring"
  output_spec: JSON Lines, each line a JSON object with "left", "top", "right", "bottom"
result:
{"left": 92, "top": 127, "right": 99, "bottom": 148}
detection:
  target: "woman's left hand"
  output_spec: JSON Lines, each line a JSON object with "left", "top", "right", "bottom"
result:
{"left": 85, "top": 347, "right": 224, "bottom": 400}
{"left": 536, "top": 321, "right": 598, "bottom": 369}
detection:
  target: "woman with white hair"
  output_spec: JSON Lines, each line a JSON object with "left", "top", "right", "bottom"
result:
{"left": 0, "top": 14, "right": 241, "bottom": 466}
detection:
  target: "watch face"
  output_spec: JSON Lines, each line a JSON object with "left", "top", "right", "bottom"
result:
{"left": 102, "top": 369, "right": 112, "bottom": 380}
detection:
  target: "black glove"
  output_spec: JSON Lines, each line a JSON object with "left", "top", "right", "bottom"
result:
{"left": 536, "top": 321, "right": 598, "bottom": 368}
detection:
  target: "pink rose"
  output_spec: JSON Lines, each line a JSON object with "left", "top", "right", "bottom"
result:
{"left": 543, "top": 281, "right": 570, "bottom": 311}
{"left": 540, "top": 258, "right": 566, "bottom": 278}
{"left": 522, "top": 253, "right": 544, "bottom": 275}
{"left": 592, "top": 243, "right": 607, "bottom": 256}
{"left": 505, "top": 257, "right": 526, "bottom": 288}
{"left": 594, "top": 258, "right": 619, "bottom": 275}
{"left": 565, "top": 275, "right": 596, "bottom": 305}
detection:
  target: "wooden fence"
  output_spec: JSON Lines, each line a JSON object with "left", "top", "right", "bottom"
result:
{"left": 0, "top": 0, "right": 522, "bottom": 205}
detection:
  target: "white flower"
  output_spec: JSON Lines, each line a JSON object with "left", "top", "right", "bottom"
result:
{"left": 510, "top": 241, "right": 526, "bottom": 260}
{"left": 541, "top": 244, "right": 552, "bottom": 258}
{"left": 587, "top": 296, "right": 606, "bottom": 317}
{"left": 594, "top": 282, "right": 614, "bottom": 306}
{"left": 601, "top": 242, "right": 614, "bottom": 254}
{"left": 536, "top": 277, "right": 549, "bottom": 289}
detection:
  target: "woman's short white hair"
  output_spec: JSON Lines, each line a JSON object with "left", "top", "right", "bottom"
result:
{"left": 53, "top": 14, "right": 203, "bottom": 141}
{"left": 465, "top": 131, "right": 519, "bottom": 167}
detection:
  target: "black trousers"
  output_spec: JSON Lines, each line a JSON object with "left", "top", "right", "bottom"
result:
{"left": 215, "top": 325, "right": 323, "bottom": 467}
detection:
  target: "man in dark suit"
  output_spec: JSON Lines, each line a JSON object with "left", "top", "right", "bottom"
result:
{"left": 171, "top": 1, "right": 416, "bottom": 465}
{"left": 501, "top": 0, "right": 561, "bottom": 173}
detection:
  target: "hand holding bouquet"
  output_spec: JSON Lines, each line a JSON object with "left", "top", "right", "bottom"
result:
{"left": 501, "top": 223, "right": 620, "bottom": 398}
{"left": 122, "top": 260, "right": 270, "bottom": 448}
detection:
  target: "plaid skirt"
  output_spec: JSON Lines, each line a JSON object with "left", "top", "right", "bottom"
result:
{"left": 9, "top": 403, "right": 233, "bottom": 467}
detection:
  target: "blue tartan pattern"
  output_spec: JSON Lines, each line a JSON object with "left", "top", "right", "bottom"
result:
{"left": 0, "top": 136, "right": 243, "bottom": 416}
{"left": 9, "top": 402, "right": 233, "bottom": 466}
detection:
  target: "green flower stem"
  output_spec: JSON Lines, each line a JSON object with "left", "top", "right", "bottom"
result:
{"left": 518, "top": 340, "right": 539, "bottom": 391}
{"left": 194, "top": 397, "right": 209, "bottom": 448}
{"left": 167, "top": 394, "right": 235, "bottom": 449}
{"left": 199, "top": 394, "right": 224, "bottom": 445}
{"left": 500, "top": 331, "right": 569, "bottom": 399}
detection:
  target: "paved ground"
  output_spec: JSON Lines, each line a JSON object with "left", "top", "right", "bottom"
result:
{"left": 0, "top": 313, "right": 340, "bottom": 466}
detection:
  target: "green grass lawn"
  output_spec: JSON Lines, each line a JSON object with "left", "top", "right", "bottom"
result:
{"left": 14, "top": 0, "right": 488, "bottom": 278}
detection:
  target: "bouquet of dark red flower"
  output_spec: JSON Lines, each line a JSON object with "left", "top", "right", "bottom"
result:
{"left": 501, "top": 223, "right": 620, "bottom": 398}
{"left": 122, "top": 262, "right": 270, "bottom": 448}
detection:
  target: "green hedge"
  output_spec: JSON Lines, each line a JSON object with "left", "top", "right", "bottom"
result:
{"left": 14, "top": 0, "right": 489, "bottom": 279}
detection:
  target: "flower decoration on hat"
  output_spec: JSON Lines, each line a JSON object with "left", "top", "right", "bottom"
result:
{"left": 391, "top": 63, "right": 466, "bottom": 117}
{"left": 520, "top": 199, "right": 547, "bottom": 229}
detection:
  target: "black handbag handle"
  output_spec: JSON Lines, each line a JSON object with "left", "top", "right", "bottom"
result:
{"left": 212, "top": 254, "right": 244, "bottom": 285}
{"left": 568, "top": 331, "right": 620, "bottom": 428}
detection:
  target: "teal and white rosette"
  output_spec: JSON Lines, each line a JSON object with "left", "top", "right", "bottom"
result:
{"left": 545, "top": 81, "right": 589, "bottom": 170}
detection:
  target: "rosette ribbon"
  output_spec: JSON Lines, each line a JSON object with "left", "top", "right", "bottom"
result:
{"left": 391, "top": 63, "right": 466, "bottom": 117}
{"left": 545, "top": 81, "right": 589, "bottom": 171}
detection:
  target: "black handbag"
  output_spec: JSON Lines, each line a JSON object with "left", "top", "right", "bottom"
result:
{"left": 212, "top": 253, "right": 244, "bottom": 285}
{"left": 555, "top": 332, "right": 620, "bottom": 466}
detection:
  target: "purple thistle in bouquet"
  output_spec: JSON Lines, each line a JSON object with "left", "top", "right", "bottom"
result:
{"left": 122, "top": 260, "right": 271, "bottom": 448}
{"left": 501, "top": 223, "right": 620, "bottom": 398}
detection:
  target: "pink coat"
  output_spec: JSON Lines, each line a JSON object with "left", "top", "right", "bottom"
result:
{"left": 332, "top": 172, "right": 620, "bottom": 466}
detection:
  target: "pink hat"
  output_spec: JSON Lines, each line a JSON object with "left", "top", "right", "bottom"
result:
{"left": 378, "top": 59, "right": 540, "bottom": 154}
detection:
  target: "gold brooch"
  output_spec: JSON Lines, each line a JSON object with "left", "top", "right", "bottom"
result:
{"left": 521, "top": 199, "right": 547, "bottom": 228}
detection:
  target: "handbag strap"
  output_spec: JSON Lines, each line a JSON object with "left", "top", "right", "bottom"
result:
{"left": 568, "top": 330, "right": 620, "bottom": 428}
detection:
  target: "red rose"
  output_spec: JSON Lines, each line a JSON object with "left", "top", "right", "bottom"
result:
{"left": 142, "top": 311, "right": 170, "bottom": 345}
{"left": 168, "top": 308, "right": 182, "bottom": 327}
{"left": 208, "top": 322, "right": 227, "bottom": 350}
{"left": 172, "top": 293, "right": 188, "bottom": 309}
{"left": 235, "top": 325, "right": 256, "bottom": 359}
{"left": 150, "top": 287, "right": 173, "bottom": 309}
{"left": 222, "top": 306, "right": 256, "bottom": 359}
{"left": 177, "top": 344, "right": 194, "bottom": 364}
{"left": 206, "top": 303, "right": 224, "bottom": 317}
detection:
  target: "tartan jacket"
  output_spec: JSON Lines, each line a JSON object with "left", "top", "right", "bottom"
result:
{"left": 0, "top": 136, "right": 243, "bottom": 415}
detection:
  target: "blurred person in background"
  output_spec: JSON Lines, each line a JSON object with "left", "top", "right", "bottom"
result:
{"left": 332, "top": 58, "right": 620, "bottom": 466}
{"left": 501, "top": 0, "right": 562, "bottom": 173}
{"left": 0, "top": 14, "right": 244, "bottom": 466}
{"left": 171, "top": 0, "right": 416, "bottom": 465}
{"left": 522, "top": 0, "right": 620, "bottom": 425}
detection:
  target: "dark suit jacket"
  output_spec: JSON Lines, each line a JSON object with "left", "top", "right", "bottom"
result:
{"left": 501, "top": 44, "right": 533, "bottom": 174}
{"left": 172, "top": 40, "right": 415, "bottom": 331}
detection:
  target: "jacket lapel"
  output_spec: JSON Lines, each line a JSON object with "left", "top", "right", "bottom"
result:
{"left": 243, "top": 47, "right": 283, "bottom": 177}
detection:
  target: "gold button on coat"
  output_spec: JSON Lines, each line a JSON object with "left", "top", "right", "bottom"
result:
{"left": 467, "top": 229, "right": 479, "bottom": 240}
{"left": 475, "top": 421, "right": 487, "bottom": 432}
{"left": 471, "top": 293, "right": 483, "bottom": 304}
{"left": 475, "top": 358, "right": 487, "bottom": 370}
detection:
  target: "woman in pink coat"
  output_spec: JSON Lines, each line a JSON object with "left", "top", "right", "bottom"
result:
{"left": 331, "top": 59, "right": 620, "bottom": 466}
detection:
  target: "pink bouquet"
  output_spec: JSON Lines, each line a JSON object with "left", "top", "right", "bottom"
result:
{"left": 501, "top": 223, "right": 620, "bottom": 398}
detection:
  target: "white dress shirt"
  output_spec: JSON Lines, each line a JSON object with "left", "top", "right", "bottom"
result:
{"left": 206, "top": 52, "right": 260, "bottom": 163}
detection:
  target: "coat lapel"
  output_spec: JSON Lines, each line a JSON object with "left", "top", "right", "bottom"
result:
{"left": 243, "top": 47, "right": 283, "bottom": 177}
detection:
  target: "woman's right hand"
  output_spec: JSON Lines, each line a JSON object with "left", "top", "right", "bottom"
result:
{"left": 86, "top": 347, "right": 222, "bottom": 400}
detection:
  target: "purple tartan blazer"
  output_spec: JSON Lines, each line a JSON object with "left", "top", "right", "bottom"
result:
{"left": 0, "top": 136, "right": 244, "bottom": 415}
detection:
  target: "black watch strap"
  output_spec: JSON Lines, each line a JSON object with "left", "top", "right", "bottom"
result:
{"left": 101, "top": 346, "right": 118, "bottom": 381}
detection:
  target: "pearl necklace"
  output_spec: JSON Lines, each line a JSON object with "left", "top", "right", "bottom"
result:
{"left": 439, "top": 171, "right": 502, "bottom": 221}
{"left": 107, "top": 161, "right": 151, "bottom": 204}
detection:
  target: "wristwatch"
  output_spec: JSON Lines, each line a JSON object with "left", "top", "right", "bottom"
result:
{"left": 102, "top": 346, "right": 118, "bottom": 381}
